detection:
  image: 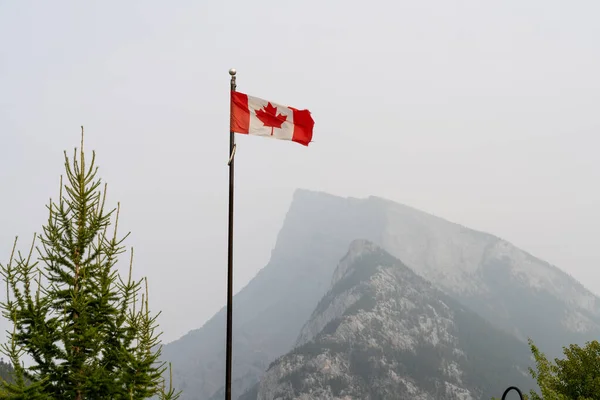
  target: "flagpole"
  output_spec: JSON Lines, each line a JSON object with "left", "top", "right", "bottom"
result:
{"left": 225, "top": 68, "right": 237, "bottom": 400}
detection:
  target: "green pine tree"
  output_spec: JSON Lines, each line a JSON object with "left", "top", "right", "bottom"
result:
{"left": 0, "top": 128, "right": 180, "bottom": 399}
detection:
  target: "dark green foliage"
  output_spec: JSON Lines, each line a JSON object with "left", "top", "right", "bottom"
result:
{"left": 0, "top": 131, "right": 180, "bottom": 399}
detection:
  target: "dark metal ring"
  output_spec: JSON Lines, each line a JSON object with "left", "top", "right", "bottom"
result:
{"left": 501, "top": 386, "right": 524, "bottom": 400}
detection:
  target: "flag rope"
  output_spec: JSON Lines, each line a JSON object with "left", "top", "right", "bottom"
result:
{"left": 228, "top": 144, "right": 236, "bottom": 166}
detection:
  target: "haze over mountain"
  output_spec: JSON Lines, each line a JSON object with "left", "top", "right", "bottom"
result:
{"left": 2, "top": 2, "right": 600, "bottom": 399}
{"left": 244, "top": 240, "right": 533, "bottom": 400}
{"left": 2, "top": 1, "right": 600, "bottom": 350}
{"left": 161, "top": 189, "right": 600, "bottom": 400}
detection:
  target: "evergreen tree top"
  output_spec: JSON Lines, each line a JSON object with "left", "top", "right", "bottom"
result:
{"left": 0, "top": 127, "right": 180, "bottom": 400}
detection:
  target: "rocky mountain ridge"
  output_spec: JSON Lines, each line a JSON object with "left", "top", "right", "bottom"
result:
{"left": 244, "top": 240, "right": 533, "bottom": 400}
{"left": 162, "top": 189, "right": 600, "bottom": 400}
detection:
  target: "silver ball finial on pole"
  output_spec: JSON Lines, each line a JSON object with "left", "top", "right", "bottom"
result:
{"left": 229, "top": 68, "right": 237, "bottom": 91}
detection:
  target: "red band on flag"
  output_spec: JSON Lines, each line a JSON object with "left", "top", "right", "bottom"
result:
{"left": 290, "top": 108, "right": 314, "bottom": 146}
{"left": 230, "top": 91, "right": 250, "bottom": 134}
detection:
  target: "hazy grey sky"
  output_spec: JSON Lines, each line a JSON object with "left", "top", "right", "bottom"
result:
{"left": 1, "top": 0, "right": 599, "bottom": 343}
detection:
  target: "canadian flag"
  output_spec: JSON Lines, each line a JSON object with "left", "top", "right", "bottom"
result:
{"left": 230, "top": 91, "right": 314, "bottom": 146}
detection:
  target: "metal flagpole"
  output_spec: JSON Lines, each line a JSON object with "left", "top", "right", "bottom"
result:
{"left": 225, "top": 68, "right": 237, "bottom": 400}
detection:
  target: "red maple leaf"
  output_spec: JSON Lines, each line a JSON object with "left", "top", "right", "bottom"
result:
{"left": 255, "top": 102, "right": 287, "bottom": 136}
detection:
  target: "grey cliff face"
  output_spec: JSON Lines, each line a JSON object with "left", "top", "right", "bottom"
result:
{"left": 251, "top": 240, "right": 532, "bottom": 400}
{"left": 374, "top": 197, "right": 600, "bottom": 351}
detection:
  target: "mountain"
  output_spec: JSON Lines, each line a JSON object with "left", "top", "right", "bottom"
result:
{"left": 161, "top": 189, "right": 600, "bottom": 400}
{"left": 162, "top": 190, "right": 387, "bottom": 400}
{"left": 243, "top": 240, "right": 533, "bottom": 400}
{"left": 372, "top": 195, "right": 600, "bottom": 350}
